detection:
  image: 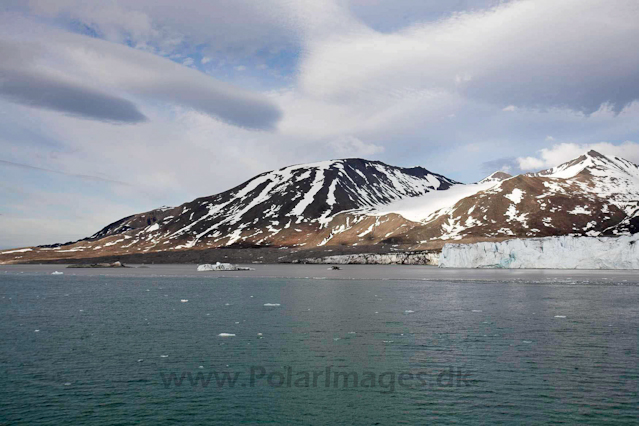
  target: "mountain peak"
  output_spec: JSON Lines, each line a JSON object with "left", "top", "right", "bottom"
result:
{"left": 586, "top": 149, "right": 606, "bottom": 158}
{"left": 535, "top": 150, "right": 639, "bottom": 179}
{"left": 478, "top": 171, "right": 513, "bottom": 184}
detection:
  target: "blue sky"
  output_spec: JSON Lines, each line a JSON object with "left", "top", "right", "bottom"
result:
{"left": 1, "top": 0, "right": 639, "bottom": 248}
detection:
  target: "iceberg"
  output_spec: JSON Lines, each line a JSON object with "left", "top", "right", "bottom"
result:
{"left": 439, "top": 234, "right": 639, "bottom": 269}
{"left": 196, "top": 262, "right": 254, "bottom": 271}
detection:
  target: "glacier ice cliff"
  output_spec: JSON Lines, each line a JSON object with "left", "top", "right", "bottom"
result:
{"left": 439, "top": 235, "right": 639, "bottom": 269}
{"left": 294, "top": 252, "right": 439, "bottom": 265}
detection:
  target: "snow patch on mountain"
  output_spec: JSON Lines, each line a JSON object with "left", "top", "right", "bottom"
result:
{"left": 371, "top": 181, "right": 499, "bottom": 223}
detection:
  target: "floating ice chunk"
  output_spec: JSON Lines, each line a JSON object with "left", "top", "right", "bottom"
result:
{"left": 257, "top": 333, "right": 263, "bottom": 336}
{"left": 264, "top": 303, "right": 280, "bottom": 307}
{"left": 197, "top": 262, "right": 245, "bottom": 271}
{"left": 554, "top": 315, "right": 566, "bottom": 318}
{"left": 522, "top": 340, "right": 532, "bottom": 344}
{"left": 333, "top": 337, "right": 340, "bottom": 341}
{"left": 404, "top": 310, "right": 415, "bottom": 314}
{"left": 64, "top": 382, "right": 71, "bottom": 386}
{"left": 198, "top": 366, "right": 204, "bottom": 369}
{"left": 181, "top": 299, "right": 188, "bottom": 303}
{"left": 137, "top": 359, "right": 144, "bottom": 362}
{"left": 160, "top": 355, "right": 169, "bottom": 358}
{"left": 218, "top": 333, "right": 236, "bottom": 337}
{"left": 34, "top": 329, "right": 40, "bottom": 332}
{"left": 472, "top": 310, "right": 483, "bottom": 313}
{"left": 51, "top": 271, "right": 64, "bottom": 275}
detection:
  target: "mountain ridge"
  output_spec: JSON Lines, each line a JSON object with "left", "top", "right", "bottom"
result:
{"left": 2, "top": 151, "right": 638, "bottom": 264}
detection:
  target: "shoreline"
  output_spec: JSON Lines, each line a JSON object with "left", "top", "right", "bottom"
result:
{"left": 3, "top": 263, "right": 639, "bottom": 283}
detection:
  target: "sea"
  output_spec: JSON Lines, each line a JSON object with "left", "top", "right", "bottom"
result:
{"left": 1, "top": 264, "right": 638, "bottom": 425}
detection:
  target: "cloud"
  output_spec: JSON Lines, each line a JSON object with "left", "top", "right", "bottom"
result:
{"left": 21, "top": 0, "right": 300, "bottom": 57}
{"left": 2, "top": 0, "right": 639, "bottom": 248}
{"left": 516, "top": 141, "right": 639, "bottom": 171}
{"left": 346, "top": 0, "right": 503, "bottom": 32}
{"left": 0, "top": 19, "right": 282, "bottom": 130}
{"left": 0, "top": 159, "right": 132, "bottom": 185}
{"left": 0, "top": 69, "right": 147, "bottom": 123}
{"left": 298, "top": 0, "right": 639, "bottom": 114}
{"left": 480, "top": 157, "right": 517, "bottom": 174}
{"left": 329, "top": 135, "right": 385, "bottom": 157}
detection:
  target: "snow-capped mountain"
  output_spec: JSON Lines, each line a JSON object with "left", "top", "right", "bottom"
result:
{"left": 386, "top": 150, "right": 639, "bottom": 246}
{"left": 9, "top": 159, "right": 454, "bottom": 260}
{"left": 2, "top": 151, "right": 638, "bottom": 264}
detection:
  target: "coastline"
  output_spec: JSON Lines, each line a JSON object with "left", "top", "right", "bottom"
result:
{"left": 3, "top": 263, "right": 639, "bottom": 283}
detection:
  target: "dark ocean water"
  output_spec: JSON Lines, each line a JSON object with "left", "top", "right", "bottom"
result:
{"left": 1, "top": 265, "right": 638, "bottom": 425}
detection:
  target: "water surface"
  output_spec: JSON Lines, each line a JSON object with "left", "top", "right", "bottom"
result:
{"left": 1, "top": 265, "right": 637, "bottom": 424}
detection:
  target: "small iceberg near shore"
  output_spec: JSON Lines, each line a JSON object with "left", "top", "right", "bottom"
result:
{"left": 197, "top": 262, "right": 254, "bottom": 272}
{"left": 51, "top": 271, "right": 64, "bottom": 275}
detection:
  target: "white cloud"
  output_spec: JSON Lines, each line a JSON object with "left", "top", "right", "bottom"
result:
{"left": 517, "top": 141, "right": 639, "bottom": 171}
{"left": 298, "top": 0, "right": 639, "bottom": 113}
{"left": 329, "top": 136, "right": 385, "bottom": 157}
{"left": 516, "top": 156, "right": 547, "bottom": 170}
{"left": 0, "top": 17, "right": 282, "bottom": 129}
{"left": 23, "top": 0, "right": 301, "bottom": 56}
{"left": 2, "top": 0, "right": 639, "bottom": 247}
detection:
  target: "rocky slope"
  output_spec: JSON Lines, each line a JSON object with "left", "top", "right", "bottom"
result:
{"left": 0, "top": 159, "right": 455, "bottom": 263}
{"left": 2, "top": 150, "right": 638, "bottom": 264}
{"left": 384, "top": 150, "right": 639, "bottom": 246}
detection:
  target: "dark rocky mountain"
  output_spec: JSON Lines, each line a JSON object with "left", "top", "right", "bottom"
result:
{"left": 0, "top": 159, "right": 455, "bottom": 263}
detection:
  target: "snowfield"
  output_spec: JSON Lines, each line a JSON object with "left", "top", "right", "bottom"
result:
{"left": 371, "top": 181, "right": 499, "bottom": 222}
{"left": 439, "top": 235, "right": 639, "bottom": 269}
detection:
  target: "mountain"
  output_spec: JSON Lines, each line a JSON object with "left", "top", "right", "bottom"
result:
{"left": 384, "top": 150, "right": 639, "bottom": 245}
{"left": 2, "top": 151, "right": 638, "bottom": 264}
{"left": 0, "top": 159, "right": 455, "bottom": 263}
{"left": 478, "top": 171, "right": 513, "bottom": 184}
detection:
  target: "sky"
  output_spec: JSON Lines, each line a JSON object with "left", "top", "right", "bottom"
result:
{"left": 1, "top": 0, "right": 639, "bottom": 249}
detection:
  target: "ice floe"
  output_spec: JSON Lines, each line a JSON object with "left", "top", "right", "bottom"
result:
{"left": 197, "top": 262, "right": 254, "bottom": 271}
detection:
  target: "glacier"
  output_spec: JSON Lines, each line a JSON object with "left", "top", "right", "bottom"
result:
{"left": 294, "top": 252, "right": 439, "bottom": 265}
{"left": 439, "top": 234, "right": 639, "bottom": 269}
